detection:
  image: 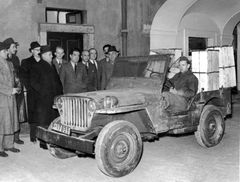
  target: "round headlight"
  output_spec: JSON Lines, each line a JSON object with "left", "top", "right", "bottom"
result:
{"left": 103, "top": 96, "right": 118, "bottom": 109}
{"left": 57, "top": 97, "right": 63, "bottom": 109}
{"left": 88, "top": 100, "right": 97, "bottom": 112}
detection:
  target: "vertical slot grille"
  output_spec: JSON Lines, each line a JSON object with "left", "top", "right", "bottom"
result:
{"left": 61, "top": 97, "right": 89, "bottom": 130}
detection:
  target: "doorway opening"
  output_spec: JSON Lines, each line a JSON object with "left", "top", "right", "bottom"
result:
{"left": 47, "top": 32, "right": 83, "bottom": 61}
{"left": 188, "top": 37, "right": 207, "bottom": 56}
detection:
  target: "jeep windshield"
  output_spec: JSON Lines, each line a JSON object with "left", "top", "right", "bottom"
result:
{"left": 107, "top": 55, "right": 171, "bottom": 90}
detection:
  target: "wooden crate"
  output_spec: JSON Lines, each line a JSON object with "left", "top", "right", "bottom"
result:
{"left": 194, "top": 72, "right": 219, "bottom": 92}
{"left": 192, "top": 50, "right": 219, "bottom": 72}
{"left": 219, "top": 67, "right": 236, "bottom": 88}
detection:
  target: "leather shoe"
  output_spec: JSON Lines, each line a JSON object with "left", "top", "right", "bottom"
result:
{"left": 30, "top": 138, "right": 37, "bottom": 143}
{"left": 5, "top": 147, "right": 20, "bottom": 153}
{"left": 15, "top": 139, "right": 24, "bottom": 145}
{"left": 39, "top": 143, "right": 48, "bottom": 150}
{"left": 0, "top": 151, "right": 8, "bottom": 157}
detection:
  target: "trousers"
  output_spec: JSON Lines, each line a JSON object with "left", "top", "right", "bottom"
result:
{"left": 0, "top": 134, "right": 14, "bottom": 151}
{"left": 160, "top": 92, "right": 188, "bottom": 113}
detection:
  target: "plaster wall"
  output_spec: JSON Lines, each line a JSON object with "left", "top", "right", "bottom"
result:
{"left": 0, "top": 0, "right": 44, "bottom": 60}
{"left": 0, "top": 0, "right": 121, "bottom": 60}
{"left": 177, "top": 13, "right": 220, "bottom": 55}
{"left": 0, "top": 0, "right": 165, "bottom": 60}
{"left": 85, "top": 0, "right": 121, "bottom": 59}
{"left": 126, "top": 0, "right": 166, "bottom": 56}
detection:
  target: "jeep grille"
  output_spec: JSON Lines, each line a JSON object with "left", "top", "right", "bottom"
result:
{"left": 60, "top": 97, "right": 92, "bottom": 131}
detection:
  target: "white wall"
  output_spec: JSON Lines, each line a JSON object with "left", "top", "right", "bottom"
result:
{"left": 177, "top": 13, "right": 220, "bottom": 55}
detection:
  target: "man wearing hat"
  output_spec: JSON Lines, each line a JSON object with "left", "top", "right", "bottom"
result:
{"left": 0, "top": 42, "right": 21, "bottom": 157}
{"left": 20, "top": 41, "right": 41, "bottom": 143}
{"left": 30, "top": 45, "right": 62, "bottom": 149}
{"left": 161, "top": 56, "right": 198, "bottom": 112}
{"left": 3, "top": 37, "right": 24, "bottom": 145}
{"left": 3, "top": 38, "right": 20, "bottom": 75}
{"left": 100, "top": 45, "right": 120, "bottom": 90}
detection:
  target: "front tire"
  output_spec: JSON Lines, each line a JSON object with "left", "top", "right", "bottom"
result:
{"left": 95, "top": 120, "right": 143, "bottom": 177}
{"left": 195, "top": 105, "right": 225, "bottom": 147}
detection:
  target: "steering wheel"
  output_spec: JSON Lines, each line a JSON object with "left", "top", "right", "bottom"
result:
{"left": 150, "top": 71, "right": 161, "bottom": 78}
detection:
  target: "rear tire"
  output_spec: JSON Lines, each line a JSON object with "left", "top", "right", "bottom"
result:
{"left": 195, "top": 105, "right": 225, "bottom": 147}
{"left": 95, "top": 120, "right": 143, "bottom": 177}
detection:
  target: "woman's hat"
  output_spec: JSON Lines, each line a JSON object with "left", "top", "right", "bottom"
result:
{"left": 0, "top": 42, "right": 9, "bottom": 51}
{"left": 3, "top": 37, "right": 19, "bottom": 47}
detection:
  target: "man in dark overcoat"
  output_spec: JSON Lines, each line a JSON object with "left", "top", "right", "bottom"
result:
{"left": 30, "top": 45, "right": 62, "bottom": 149}
{"left": 20, "top": 41, "right": 41, "bottom": 143}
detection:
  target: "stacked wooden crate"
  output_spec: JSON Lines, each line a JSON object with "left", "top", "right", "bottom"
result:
{"left": 192, "top": 46, "right": 236, "bottom": 92}
{"left": 208, "top": 46, "right": 236, "bottom": 88}
{"left": 192, "top": 50, "right": 219, "bottom": 92}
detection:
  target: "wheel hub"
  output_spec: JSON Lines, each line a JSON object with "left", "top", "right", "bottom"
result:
{"left": 115, "top": 141, "right": 128, "bottom": 157}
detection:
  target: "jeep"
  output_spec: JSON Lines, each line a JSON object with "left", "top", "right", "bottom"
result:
{"left": 36, "top": 54, "right": 232, "bottom": 177}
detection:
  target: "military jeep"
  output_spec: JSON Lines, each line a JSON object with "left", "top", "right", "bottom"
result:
{"left": 36, "top": 54, "right": 232, "bottom": 177}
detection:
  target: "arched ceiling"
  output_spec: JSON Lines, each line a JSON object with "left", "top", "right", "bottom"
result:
{"left": 150, "top": 0, "right": 240, "bottom": 49}
{"left": 185, "top": 0, "right": 240, "bottom": 33}
{"left": 151, "top": 0, "right": 240, "bottom": 34}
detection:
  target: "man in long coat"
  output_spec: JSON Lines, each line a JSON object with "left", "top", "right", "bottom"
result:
{"left": 20, "top": 41, "right": 41, "bottom": 143}
{"left": 0, "top": 42, "right": 20, "bottom": 157}
{"left": 3, "top": 37, "right": 24, "bottom": 145}
{"left": 30, "top": 45, "right": 62, "bottom": 149}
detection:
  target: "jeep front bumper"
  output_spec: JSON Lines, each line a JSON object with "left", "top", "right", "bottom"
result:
{"left": 36, "top": 126, "right": 95, "bottom": 154}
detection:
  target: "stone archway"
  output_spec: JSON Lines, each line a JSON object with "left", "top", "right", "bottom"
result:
{"left": 150, "top": 0, "right": 198, "bottom": 50}
{"left": 222, "top": 12, "right": 240, "bottom": 90}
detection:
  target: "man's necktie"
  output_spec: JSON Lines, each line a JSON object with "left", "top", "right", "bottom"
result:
{"left": 74, "top": 63, "right": 77, "bottom": 73}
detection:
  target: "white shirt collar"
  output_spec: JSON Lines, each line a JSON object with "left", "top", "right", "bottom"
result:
{"left": 89, "top": 59, "right": 98, "bottom": 69}
{"left": 82, "top": 61, "right": 89, "bottom": 67}
{"left": 56, "top": 58, "right": 62, "bottom": 64}
{"left": 70, "top": 61, "right": 76, "bottom": 69}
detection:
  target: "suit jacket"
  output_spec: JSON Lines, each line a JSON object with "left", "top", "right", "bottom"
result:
{"left": 100, "top": 58, "right": 115, "bottom": 90}
{"left": 87, "top": 60, "right": 100, "bottom": 91}
{"left": 30, "top": 60, "right": 63, "bottom": 126}
{"left": 59, "top": 62, "right": 88, "bottom": 94}
{"left": 52, "top": 58, "right": 68, "bottom": 75}
{"left": 0, "top": 58, "right": 19, "bottom": 134}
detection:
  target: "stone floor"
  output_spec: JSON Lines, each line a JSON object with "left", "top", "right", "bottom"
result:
{"left": 0, "top": 104, "right": 239, "bottom": 182}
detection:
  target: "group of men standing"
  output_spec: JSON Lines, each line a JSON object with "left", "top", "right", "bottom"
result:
{"left": 0, "top": 38, "right": 120, "bottom": 157}
{"left": 58, "top": 45, "right": 119, "bottom": 93}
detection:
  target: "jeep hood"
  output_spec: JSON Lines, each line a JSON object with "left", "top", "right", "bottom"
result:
{"left": 63, "top": 87, "right": 160, "bottom": 107}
